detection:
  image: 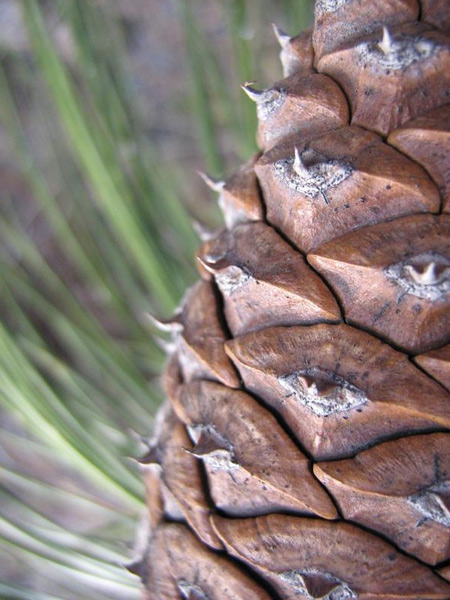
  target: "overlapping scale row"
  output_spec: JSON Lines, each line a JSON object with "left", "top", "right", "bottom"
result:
{"left": 142, "top": 523, "right": 272, "bottom": 600}
{"left": 198, "top": 221, "right": 341, "bottom": 335}
{"left": 226, "top": 323, "right": 450, "bottom": 460}
{"left": 415, "top": 344, "right": 450, "bottom": 391}
{"left": 172, "top": 379, "right": 337, "bottom": 519}
{"left": 139, "top": 1, "right": 450, "bottom": 597}
{"left": 255, "top": 125, "right": 440, "bottom": 252}
{"left": 388, "top": 105, "right": 450, "bottom": 212}
{"left": 212, "top": 514, "right": 450, "bottom": 599}
{"left": 309, "top": 214, "right": 450, "bottom": 353}
{"left": 138, "top": 401, "right": 221, "bottom": 550}
{"left": 244, "top": 71, "right": 349, "bottom": 151}
{"left": 211, "top": 154, "right": 263, "bottom": 229}
{"left": 314, "top": 432, "right": 450, "bottom": 565}
{"left": 318, "top": 22, "right": 450, "bottom": 136}
{"left": 153, "top": 280, "right": 239, "bottom": 388}
{"left": 313, "top": 0, "right": 419, "bottom": 61}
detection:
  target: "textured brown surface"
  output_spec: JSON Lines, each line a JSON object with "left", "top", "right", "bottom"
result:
{"left": 318, "top": 23, "right": 450, "bottom": 136}
{"left": 414, "top": 344, "right": 450, "bottom": 391}
{"left": 309, "top": 214, "right": 450, "bottom": 353}
{"left": 138, "top": 0, "right": 450, "bottom": 596}
{"left": 421, "top": 0, "right": 450, "bottom": 31}
{"left": 256, "top": 125, "right": 440, "bottom": 252}
{"left": 143, "top": 523, "right": 272, "bottom": 600}
{"left": 250, "top": 72, "right": 349, "bottom": 151}
{"left": 199, "top": 221, "right": 340, "bottom": 335}
{"left": 226, "top": 323, "right": 450, "bottom": 459}
{"left": 173, "top": 280, "right": 239, "bottom": 388}
{"left": 173, "top": 380, "right": 337, "bottom": 519}
{"left": 312, "top": 0, "right": 419, "bottom": 61}
{"left": 388, "top": 105, "right": 450, "bottom": 212}
{"left": 314, "top": 433, "right": 450, "bottom": 564}
{"left": 212, "top": 514, "right": 450, "bottom": 599}
{"left": 139, "top": 403, "right": 221, "bottom": 550}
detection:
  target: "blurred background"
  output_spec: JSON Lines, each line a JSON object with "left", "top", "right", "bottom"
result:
{"left": 0, "top": 1, "right": 313, "bottom": 597}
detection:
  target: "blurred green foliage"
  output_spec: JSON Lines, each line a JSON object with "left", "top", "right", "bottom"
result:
{"left": 0, "top": 1, "right": 312, "bottom": 597}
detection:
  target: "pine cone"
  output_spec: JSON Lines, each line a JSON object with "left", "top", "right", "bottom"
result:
{"left": 135, "top": 1, "right": 450, "bottom": 597}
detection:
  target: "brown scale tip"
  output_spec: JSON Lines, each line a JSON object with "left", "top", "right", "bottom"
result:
{"left": 188, "top": 427, "right": 231, "bottom": 459}
{"left": 136, "top": 445, "right": 160, "bottom": 465}
{"left": 124, "top": 558, "right": 145, "bottom": 577}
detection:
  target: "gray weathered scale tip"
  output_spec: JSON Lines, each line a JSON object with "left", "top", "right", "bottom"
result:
{"left": 202, "top": 248, "right": 227, "bottom": 265}
{"left": 241, "top": 83, "right": 286, "bottom": 120}
{"left": 145, "top": 311, "right": 184, "bottom": 333}
{"left": 127, "top": 427, "right": 151, "bottom": 445}
{"left": 379, "top": 26, "right": 393, "bottom": 55}
{"left": 384, "top": 252, "right": 450, "bottom": 301}
{"left": 215, "top": 265, "right": 253, "bottom": 295}
{"left": 145, "top": 312, "right": 182, "bottom": 352}
{"left": 293, "top": 147, "right": 309, "bottom": 178}
{"left": 191, "top": 219, "right": 216, "bottom": 242}
{"left": 279, "top": 569, "right": 356, "bottom": 599}
{"left": 198, "top": 170, "right": 225, "bottom": 193}
{"left": 271, "top": 23, "right": 291, "bottom": 49}
{"left": 315, "top": 0, "right": 350, "bottom": 14}
{"left": 187, "top": 423, "right": 232, "bottom": 449}
{"left": 186, "top": 423, "right": 239, "bottom": 471}
{"left": 189, "top": 445, "right": 238, "bottom": 471}
{"left": 408, "top": 482, "right": 450, "bottom": 527}
{"left": 196, "top": 255, "right": 216, "bottom": 274}
{"left": 357, "top": 29, "right": 437, "bottom": 71}
{"left": 154, "top": 336, "right": 177, "bottom": 355}
{"left": 278, "top": 368, "right": 368, "bottom": 417}
{"left": 275, "top": 151, "right": 354, "bottom": 204}
{"left": 128, "top": 427, "right": 160, "bottom": 460}
{"left": 404, "top": 262, "right": 448, "bottom": 286}
{"left": 241, "top": 82, "right": 267, "bottom": 103}
{"left": 178, "top": 580, "right": 209, "bottom": 600}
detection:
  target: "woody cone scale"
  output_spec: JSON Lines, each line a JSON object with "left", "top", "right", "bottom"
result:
{"left": 134, "top": 1, "right": 450, "bottom": 597}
